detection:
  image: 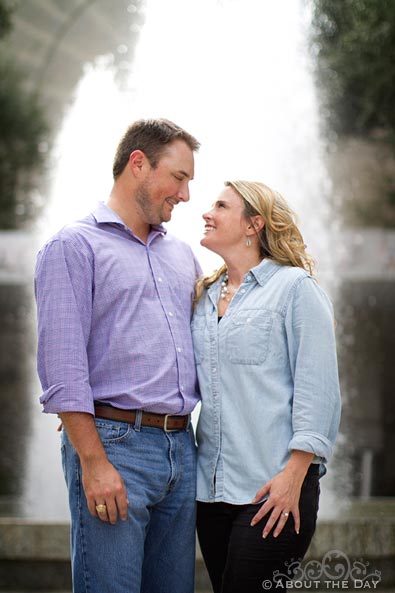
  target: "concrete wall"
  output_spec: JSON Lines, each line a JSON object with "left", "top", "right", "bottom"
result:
{"left": 0, "top": 518, "right": 394, "bottom": 591}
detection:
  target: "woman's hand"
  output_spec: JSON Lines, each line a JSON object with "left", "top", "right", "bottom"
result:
{"left": 250, "top": 450, "right": 314, "bottom": 538}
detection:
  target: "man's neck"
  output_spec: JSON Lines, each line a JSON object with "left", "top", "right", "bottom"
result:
{"left": 107, "top": 191, "right": 151, "bottom": 244}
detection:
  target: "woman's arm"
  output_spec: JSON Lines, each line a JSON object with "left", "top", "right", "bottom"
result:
{"left": 251, "top": 277, "right": 340, "bottom": 538}
{"left": 250, "top": 450, "right": 314, "bottom": 537}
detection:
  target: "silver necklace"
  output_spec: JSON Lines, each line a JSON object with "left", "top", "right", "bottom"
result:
{"left": 220, "top": 272, "right": 233, "bottom": 302}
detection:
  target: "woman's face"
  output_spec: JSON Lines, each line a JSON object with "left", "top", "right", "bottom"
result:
{"left": 201, "top": 186, "right": 250, "bottom": 256}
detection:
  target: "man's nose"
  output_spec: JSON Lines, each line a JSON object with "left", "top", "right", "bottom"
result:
{"left": 176, "top": 182, "right": 190, "bottom": 202}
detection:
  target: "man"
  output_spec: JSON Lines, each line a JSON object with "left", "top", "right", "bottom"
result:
{"left": 35, "top": 118, "right": 201, "bottom": 593}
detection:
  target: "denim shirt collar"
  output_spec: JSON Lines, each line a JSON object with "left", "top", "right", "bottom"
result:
{"left": 207, "top": 258, "right": 282, "bottom": 298}
{"left": 249, "top": 258, "right": 283, "bottom": 285}
{"left": 206, "top": 258, "right": 283, "bottom": 309}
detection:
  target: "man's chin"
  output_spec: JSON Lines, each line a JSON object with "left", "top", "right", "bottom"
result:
{"left": 150, "top": 211, "right": 170, "bottom": 225}
{"left": 160, "top": 211, "right": 173, "bottom": 223}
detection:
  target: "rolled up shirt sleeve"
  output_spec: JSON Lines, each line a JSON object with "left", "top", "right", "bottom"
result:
{"left": 34, "top": 234, "right": 94, "bottom": 415}
{"left": 285, "top": 276, "right": 341, "bottom": 464}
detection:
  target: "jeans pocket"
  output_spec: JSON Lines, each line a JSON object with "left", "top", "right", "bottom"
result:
{"left": 95, "top": 419, "right": 131, "bottom": 443}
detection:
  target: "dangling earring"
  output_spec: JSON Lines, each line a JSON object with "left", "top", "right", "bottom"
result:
{"left": 246, "top": 237, "right": 252, "bottom": 247}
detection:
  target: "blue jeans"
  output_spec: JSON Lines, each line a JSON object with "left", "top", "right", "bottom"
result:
{"left": 61, "top": 415, "right": 197, "bottom": 593}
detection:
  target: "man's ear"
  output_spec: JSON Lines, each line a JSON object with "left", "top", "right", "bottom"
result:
{"left": 128, "top": 149, "right": 148, "bottom": 177}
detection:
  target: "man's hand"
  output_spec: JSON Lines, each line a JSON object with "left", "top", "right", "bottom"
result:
{"left": 59, "top": 411, "right": 129, "bottom": 524}
{"left": 81, "top": 456, "right": 129, "bottom": 524}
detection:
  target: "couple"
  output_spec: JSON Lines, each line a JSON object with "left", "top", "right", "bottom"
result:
{"left": 35, "top": 118, "right": 341, "bottom": 593}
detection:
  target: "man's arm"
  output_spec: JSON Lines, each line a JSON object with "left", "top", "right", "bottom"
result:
{"left": 35, "top": 236, "right": 94, "bottom": 414}
{"left": 60, "top": 412, "right": 128, "bottom": 524}
{"left": 35, "top": 235, "right": 128, "bottom": 523}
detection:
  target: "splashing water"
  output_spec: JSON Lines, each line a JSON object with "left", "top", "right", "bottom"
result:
{"left": 21, "top": 0, "right": 339, "bottom": 519}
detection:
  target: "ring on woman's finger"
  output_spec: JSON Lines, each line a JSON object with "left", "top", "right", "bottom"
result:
{"left": 282, "top": 511, "right": 289, "bottom": 517}
{"left": 96, "top": 504, "right": 107, "bottom": 514}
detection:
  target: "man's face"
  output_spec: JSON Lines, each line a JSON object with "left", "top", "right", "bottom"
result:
{"left": 136, "top": 139, "right": 195, "bottom": 225}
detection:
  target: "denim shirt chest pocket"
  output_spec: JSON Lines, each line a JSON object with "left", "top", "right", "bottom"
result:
{"left": 226, "top": 309, "right": 273, "bottom": 365}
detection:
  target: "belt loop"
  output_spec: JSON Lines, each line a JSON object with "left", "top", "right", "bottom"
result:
{"left": 134, "top": 409, "right": 142, "bottom": 432}
{"left": 186, "top": 414, "right": 192, "bottom": 433}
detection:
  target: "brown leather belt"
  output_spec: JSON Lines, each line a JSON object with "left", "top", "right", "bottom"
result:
{"left": 94, "top": 403, "right": 190, "bottom": 432}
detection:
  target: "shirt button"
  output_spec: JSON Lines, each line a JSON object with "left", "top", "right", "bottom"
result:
{"left": 177, "top": 347, "right": 182, "bottom": 353}
{"left": 212, "top": 367, "right": 217, "bottom": 373}
{"left": 158, "top": 277, "right": 163, "bottom": 282}
{"left": 240, "top": 288, "right": 246, "bottom": 294}
{"left": 180, "top": 384, "right": 184, "bottom": 390}
{"left": 168, "top": 312, "right": 173, "bottom": 317}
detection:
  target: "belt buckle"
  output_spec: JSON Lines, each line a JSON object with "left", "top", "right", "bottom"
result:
{"left": 163, "top": 414, "right": 178, "bottom": 432}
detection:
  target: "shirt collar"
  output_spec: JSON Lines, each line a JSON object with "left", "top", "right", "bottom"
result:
{"left": 248, "top": 258, "right": 282, "bottom": 286}
{"left": 207, "top": 259, "right": 282, "bottom": 304}
{"left": 92, "top": 202, "right": 167, "bottom": 236}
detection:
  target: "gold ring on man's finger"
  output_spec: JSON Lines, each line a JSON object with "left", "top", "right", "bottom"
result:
{"left": 96, "top": 504, "right": 107, "bottom": 514}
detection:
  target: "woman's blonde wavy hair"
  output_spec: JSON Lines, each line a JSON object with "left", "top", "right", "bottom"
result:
{"left": 194, "top": 180, "right": 315, "bottom": 303}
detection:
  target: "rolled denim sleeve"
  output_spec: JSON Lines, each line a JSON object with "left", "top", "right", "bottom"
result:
{"left": 34, "top": 233, "right": 94, "bottom": 414}
{"left": 285, "top": 276, "right": 341, "bottom": 463}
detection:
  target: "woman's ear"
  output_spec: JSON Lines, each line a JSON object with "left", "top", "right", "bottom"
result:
{"left": 247, "top": 215, "right": 265, "bottom": 235}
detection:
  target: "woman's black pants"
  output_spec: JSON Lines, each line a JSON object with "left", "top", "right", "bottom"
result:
{"left": 197, "top": 465, "right": 320, "bottom": 593}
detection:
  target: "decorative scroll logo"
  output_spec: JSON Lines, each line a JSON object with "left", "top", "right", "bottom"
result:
{"left": 260, "top": 550, "right": 382, "bottom": 589}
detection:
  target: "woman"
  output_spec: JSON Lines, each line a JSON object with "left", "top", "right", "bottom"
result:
{"left": 192, "top": 181, "right": 341, "bottom": 593}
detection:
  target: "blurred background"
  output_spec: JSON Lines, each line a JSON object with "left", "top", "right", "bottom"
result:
{"left": 0, "top": 0, "right": 394, "bottom": 522}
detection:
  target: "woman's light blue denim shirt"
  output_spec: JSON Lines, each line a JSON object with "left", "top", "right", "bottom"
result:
{"left": 192, "top": 259, "right": 341, "bottom": 504}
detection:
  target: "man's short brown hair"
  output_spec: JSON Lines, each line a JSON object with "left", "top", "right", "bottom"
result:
{"left": 112, "top": 118, "right": 200, "bottom": 179}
